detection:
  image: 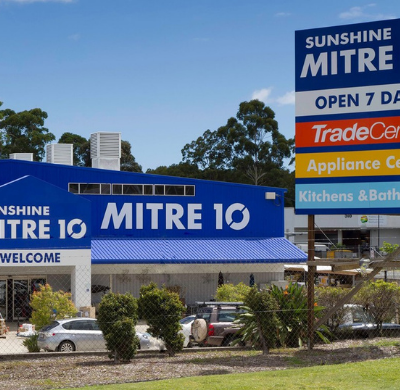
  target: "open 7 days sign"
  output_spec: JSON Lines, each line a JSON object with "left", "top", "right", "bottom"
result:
{"left": 295, "top": 18, "right": 400, "bottom": 214}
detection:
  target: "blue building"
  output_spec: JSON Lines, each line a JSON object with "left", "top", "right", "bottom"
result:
{"left": 0, "top": 156, "right": 306, "bottom": 320}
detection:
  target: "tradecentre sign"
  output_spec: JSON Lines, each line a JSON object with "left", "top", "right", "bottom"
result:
{"left": 295, "top": 18, "right": 400, "bottom": 214}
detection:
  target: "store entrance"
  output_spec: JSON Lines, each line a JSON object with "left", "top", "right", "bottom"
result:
{"left": 1, "top": 277, "right": 46, "bottom": 321}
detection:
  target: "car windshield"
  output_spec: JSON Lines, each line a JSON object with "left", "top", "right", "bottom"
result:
{"left": 40, "top": 321, "right": 60, "bottom": 332}
{"left": 180, "top": 316, "right": 195, "bottom": 324}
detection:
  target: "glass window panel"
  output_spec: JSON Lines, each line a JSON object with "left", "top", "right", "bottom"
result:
{"left": 69, "top": 183, "right": 79, "bottom": 194}
{"left": 165, "top": 185, "right": 184, "bottom": 195}
{"left": 112, "top": 184, "right": 123, "bottom": 195}
{"left": 123, "top": 184, "right": 143, "bottom": 195}
{"left": 155, "top": 185, "right": 164, "bottom": 195}
{"left": 185, "top": 186, "right": 195, "bottom": 196}
{"left": 80, "top": 184, "right": 100, "bottom": 194}
{"left": 101, "top": 184, "right": 111, "bottom": 194}
{"left": 144, "top": 185, "right": 153, "bottom": 195}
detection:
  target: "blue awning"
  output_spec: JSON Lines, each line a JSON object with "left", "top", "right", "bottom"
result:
{"left": 91, "top": 237, "right": 307, "bottom": 264}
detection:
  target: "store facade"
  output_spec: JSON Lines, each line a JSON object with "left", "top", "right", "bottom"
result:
{"left": 0, "top": 159, "right": 307, "bottom": 319}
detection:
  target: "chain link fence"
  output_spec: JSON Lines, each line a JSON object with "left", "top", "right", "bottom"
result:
{"left": 1, "top": 261, "right": 400, "bottom": 356}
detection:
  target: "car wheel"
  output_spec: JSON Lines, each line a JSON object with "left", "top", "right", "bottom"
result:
{"left": 58, "top": 341, "right": 76, "bottom": 352}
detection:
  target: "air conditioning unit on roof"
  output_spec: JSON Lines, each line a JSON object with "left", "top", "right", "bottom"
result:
{"left": 9, "top": 153, "right": 33, "bottom": 161}
{"left": 90, "top": 132, "right": 121, "bottom": 171}
{"left": 46, "top": 144, "right": 73, "bottom": 165}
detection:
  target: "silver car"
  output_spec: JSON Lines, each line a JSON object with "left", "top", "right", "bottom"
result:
{"left": 37, "top": 317, "right": 165, "bottom": 352}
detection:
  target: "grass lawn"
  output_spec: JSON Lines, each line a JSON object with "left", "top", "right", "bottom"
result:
{"left": 72, "top": 357, "right": 400, "bottom": 390}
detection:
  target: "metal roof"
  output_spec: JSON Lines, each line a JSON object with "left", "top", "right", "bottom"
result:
{"left": 91, "top": 237, "right": 307, "bottom": 264}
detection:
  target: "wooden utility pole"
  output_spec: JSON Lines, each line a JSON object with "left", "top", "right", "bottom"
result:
{"left": 307, "top": 214, "right": 315, "bottom": 350}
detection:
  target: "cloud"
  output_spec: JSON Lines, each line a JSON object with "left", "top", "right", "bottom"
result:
{"left": 251, "top": 88, "right": 294, "bottom": 106}
{"left": 252, "top": 88, "right": 273, "bottom": 103}
{"left": 276, "top": 91, "right": 295, "bottom": 105}
{"left": 339, "top": 4, "right": 396, "bottom": 21}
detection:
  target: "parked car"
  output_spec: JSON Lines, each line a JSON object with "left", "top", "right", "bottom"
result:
{"left": 37, "top": 318, "right": 165, "bottom": 352}
{"left": 190, "top": 302, "right": 245, "bottom": 346}
{"left": 335, "top": 305, "right": 400, "bottom": 338}
{"left": 179, "top": 315, "right": 196, "bottom": 347}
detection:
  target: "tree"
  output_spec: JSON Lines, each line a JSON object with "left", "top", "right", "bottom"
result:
{"left": 97, "top": 292, "right": 139, "bottom": 362}
{"left": 0, "top": 104, "right": 55, "bottom": 161}
{"left": 138, "top": 282, "right": 185, "bottom": 356}
{"left": 58, "top": 132, "right": 90, "bottom": 166}
{"left": 271, "top": 283, "right": 325, "bottom": 347}
{"left": 315, "top": 286, "right": 350, "bottom": 332}
{"left": 121, "top": 140, "right": 142, "bottom": 172}
{"left": 235, "top": 287, "right": 280, "bottom": 354}
{"left": 182, "top": 100, "right": 294, "bottom": 187}
{"left": 147, "top": 162, "right": 202, "bottom": 178}
{"left": 380, "top": 241, "right": 399, "bottom": 255}
{"left": 29, "top": 284, "right": 77, "bottom": 330}
{"left": 354, "top": 280, "right": 400, "bottom": 335}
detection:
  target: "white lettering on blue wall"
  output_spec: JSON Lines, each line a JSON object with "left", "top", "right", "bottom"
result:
{"left": 0, "top": 218, "right": 86, "bottom": 240}
{"left": 101, "top": 202, "right": 251, "bottom": 231}
{"left": 0, "top": 205, "right": 50, "bottom": 216}
{"left": 300, "top": 28, "right": 393, "bottom": 78}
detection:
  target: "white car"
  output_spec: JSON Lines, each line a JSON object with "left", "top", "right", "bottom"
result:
{"left": 37, "top": 318, "right": 165, "bottom": 352}
{"left": 179, "top": 315, "right": 196, "bottom": 347}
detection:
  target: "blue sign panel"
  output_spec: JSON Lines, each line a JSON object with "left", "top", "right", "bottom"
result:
{"left": 295, "top": 18, "right": 400, "bottom": 215}
{"left": 296, "top": 19, "right": 400, "bottom": 92}
{"left": 0, "top": 176, "right": 91, "bottom": 249}
{"left": 90, "top": 184, "right": 284, "bottom": 239}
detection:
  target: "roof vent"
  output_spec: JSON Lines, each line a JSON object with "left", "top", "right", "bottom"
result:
{"left": 46, "top": 144, "right": 73, "bottom": 165}
{"left": 90, "top": 132, "right": 121, "bottom": 171}
{"left": 9, "top": 153, "right": 33, "bottom": 161}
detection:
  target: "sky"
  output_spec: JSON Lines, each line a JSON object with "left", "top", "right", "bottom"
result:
{"left": 0, "top": 0, "right": 398, "bottom": 171}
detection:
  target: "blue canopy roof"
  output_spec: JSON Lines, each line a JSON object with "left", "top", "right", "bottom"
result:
{"left": 91, "top": 237, "right": 307, "bottom": 264}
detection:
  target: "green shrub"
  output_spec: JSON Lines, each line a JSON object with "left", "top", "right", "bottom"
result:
{"left": 215, "top": 282, "right": 252, "bottom": 302}
{"left": 235, "top": 287, "right": 280, "bottom": 354}
{"left": 315, "top": 286, "right": 350, "bottom": 332}
{"left": 97, "top": 293, "right": 139, "bottom": 362}
{"left": 271, "top": 283, "right": 325, "bottom": 348}
{"left": 354, "top": 280, "right": 400, "bottom": 335}
{"left": 29, "top": 284, "right": 77, "bottom": 330}
{"left": 22, "top": 334, "right": 40, "bottom": 353}
{"left": 138, "top": 282, "right": 185, "bottom": 356}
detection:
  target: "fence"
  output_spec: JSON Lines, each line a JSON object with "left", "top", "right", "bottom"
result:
{"left": 1, "top": 261, "right": 400, "bottom": 356}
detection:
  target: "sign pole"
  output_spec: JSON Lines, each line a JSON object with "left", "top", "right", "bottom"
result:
{"left": 307, "top": 214, "right": 315, "bottom": 350}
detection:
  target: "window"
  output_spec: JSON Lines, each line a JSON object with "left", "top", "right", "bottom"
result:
{"left": 185, "top": 186, "right": 195, "bottom": 196}
{"left": 80, "top": 184, "right": 101, "bottom": 194}
{"left": 101, "top": 184, "right": 111, "bottom": 195}
{"left": 69, "top": 183, "right": 79, "bottom": 194}
{"left": 112, "top": 184, "right": 123, "bottom": 195}
{"left": 144, "top": 185, "right": 153, "bottom": 195}
{"left": 123, "top": 184, "right": 143, "bottom": 195}
{"left": 63, "top": 320, "right": 95, "bottom": 331}
{"left": 165, "top": 185, "right": 184, "bottom": 196}
{"left": 69, "top": 182, "right": 195, "bottom": 197}
{"left": 155, "top": 185, "right": 164, "bottom": 195}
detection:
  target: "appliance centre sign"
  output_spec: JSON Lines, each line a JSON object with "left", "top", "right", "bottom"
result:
{"left": 295, "top": 19, "right": 400, "bottom": 214}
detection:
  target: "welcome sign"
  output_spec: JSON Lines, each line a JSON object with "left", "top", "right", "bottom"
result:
{"left": 295, "top": 18, "right": 400, "bottom": 214}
